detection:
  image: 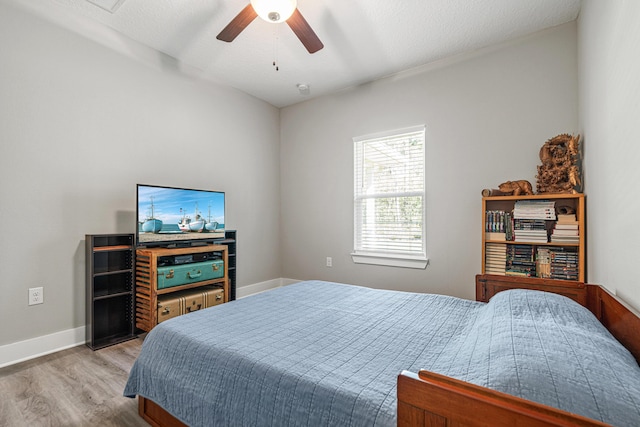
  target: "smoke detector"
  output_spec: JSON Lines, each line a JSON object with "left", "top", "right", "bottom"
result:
{"left": 297, "top": 84, "right": 310, "bottom": 95}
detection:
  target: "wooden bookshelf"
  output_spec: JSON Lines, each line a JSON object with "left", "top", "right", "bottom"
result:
{"left": 482, "top": 193, "right": 585, "bottom": 282}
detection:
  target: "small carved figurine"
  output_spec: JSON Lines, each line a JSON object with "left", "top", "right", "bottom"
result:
{"left": 498, "top": 180, "right": 534, "bottom": 196}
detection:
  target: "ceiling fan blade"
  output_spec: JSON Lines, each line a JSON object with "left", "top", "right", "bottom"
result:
{"left": 286, "top": 8, "right": 324, "bottom": 54}
{"left": 216, "top": 4, "right": 258, "bottom": 42}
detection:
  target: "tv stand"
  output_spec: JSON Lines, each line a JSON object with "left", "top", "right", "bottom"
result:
{"left": 135, "top": 244, "right": 229, "bottom": 332}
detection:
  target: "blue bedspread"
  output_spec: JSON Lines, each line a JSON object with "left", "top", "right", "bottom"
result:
{"left": 124, "top": 280, "right": 640, "bottom": 426}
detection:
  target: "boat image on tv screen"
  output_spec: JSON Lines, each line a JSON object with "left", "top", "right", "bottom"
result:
{"left": 137, "top": 184, "right": 225, "bottom": 246}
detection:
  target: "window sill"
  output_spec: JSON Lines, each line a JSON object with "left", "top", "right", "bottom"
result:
{"left": 351, "top": 253, "right": 429, "bottom": 269}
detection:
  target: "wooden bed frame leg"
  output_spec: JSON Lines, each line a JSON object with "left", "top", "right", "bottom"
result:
{"left": 138, "top": 396, "right": 187, "bottom": 427}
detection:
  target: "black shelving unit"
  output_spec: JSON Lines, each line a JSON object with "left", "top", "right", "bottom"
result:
{"left": 86, "top": 234, "right": 136, "bottom": 350}
{"left": 216, "top": 230, "right": 237, "bottom": 300}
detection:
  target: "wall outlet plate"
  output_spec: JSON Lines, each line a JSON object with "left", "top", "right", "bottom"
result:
{"left": 29, "top": 287, "right": 43, "bottom": 305}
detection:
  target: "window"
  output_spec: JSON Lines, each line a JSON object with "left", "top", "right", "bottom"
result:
{"left": 352, "top": 125, "right": 427, "bottom": 269}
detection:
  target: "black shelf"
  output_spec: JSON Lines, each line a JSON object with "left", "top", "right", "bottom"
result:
{"left": 216, "top": 230, "right": 237, "bottom": 300}
{"left": 94, "top": 290, "right": 133, "bottom": 301}
{"left": 92, "top": 250, "right": 133, "bottom": 274}
{"left": 86, "top": 234, "right": 136, "bottom": 350}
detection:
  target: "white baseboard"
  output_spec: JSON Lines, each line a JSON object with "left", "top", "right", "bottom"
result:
{"left": 0, "top": 278, "right": 303, "bottom": 369}
{"left": 280, "top": 278, "right": 303, "bottom": 287}
{"left": 0, "top": 326, "right": 86, "bottom": 369}
{"left": 236, "top": 277, "right": 301, "bottom": 298}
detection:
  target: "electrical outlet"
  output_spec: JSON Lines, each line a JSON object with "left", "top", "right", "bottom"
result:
{"left": 29, "top": 287, "right": 43, "bottom": 306}
{"left": 326, "top": 257, "right": 333, "bottom": 267}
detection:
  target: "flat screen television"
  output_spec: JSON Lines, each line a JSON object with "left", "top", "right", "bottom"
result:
{"left": 136, "top": 184, "right": 225, "bottom": 247}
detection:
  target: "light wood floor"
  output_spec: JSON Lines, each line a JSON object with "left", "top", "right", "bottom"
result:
{"left": 0, "top": 338, "right": 148, "bottom": 427}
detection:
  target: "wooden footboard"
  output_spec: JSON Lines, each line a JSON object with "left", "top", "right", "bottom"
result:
{"left": 397, "top": 370, "right": 609, "bottom": 427}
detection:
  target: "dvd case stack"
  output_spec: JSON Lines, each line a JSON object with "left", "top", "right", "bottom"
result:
{"left": 485, "top": 210, "right": 507, "bottom": 241}
{"left": 506, "top": 244, "right": 536, "bottom": 277}
{"left": 513, "top": 219, "right": 549, "bottom": 242}
{"left": 550, "top": 248, "right": 579, "bottom": 280}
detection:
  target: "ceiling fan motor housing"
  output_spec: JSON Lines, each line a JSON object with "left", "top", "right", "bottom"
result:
{"left": 251, "top": 0, "right": 297, "bottom": 23}
{"left": 217, "top": 0, "right": 323, "bottom": 54}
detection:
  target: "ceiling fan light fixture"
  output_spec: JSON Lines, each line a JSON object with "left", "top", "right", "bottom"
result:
{"left": 251, "top": 0, "right": 297, "bottom": 23}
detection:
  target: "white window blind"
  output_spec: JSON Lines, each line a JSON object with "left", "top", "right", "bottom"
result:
{"left": 352, "top": 125, "right": 427, "bottom": 268}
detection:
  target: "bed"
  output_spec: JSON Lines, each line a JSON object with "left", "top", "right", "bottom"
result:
{"left": 124, "top": 276, "right": 640, "bottom": 427}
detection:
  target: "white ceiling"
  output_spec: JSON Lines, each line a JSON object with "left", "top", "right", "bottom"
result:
{"left": 25, "top": 0, "right": 581, "bottom": 107}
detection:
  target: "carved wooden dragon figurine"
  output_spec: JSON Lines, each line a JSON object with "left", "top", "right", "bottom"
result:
{"left": 536, "top": 134, "right": 581, "bottom": 194}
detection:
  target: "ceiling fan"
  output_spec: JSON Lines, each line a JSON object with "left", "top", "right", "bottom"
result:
{"left": 216, "top": 0, "right": 324, "bottom": 54}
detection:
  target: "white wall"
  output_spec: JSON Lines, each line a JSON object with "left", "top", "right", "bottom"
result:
{"left": 280, "top": 23, "right": 579, "bottom": 299}
{"left": 578, "top": 1, "right": 640, "bottom": 309}
{"left": 0, "top": 1, "right": 281, "bottom": 347}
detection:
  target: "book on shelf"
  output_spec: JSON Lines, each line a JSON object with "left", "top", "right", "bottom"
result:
{"left": 485, "top": 232, "right": 506, "bottom": 241}
{"left": 514, "top": 228, "right": 547, "bottom": 236}
{"left": 486, "top": 243, "right": 507, "bottom": 250}
{"left": 486, "top": 261, "right": 507, "bottom": 267}
{"left": 513, "top": 200, "right": 556, "bottom": 220}
{"left": 513, "top": 229, "right": 549, "bottom": 242}
{"left": 513, "top": 219, "right": 547, "bottom": 229}
{"left": 536, "top": 247, "right": 551, "bottom": 278}
{"left": 513, "top": 236, "right": 549, "bottom": 242}
{"left": 485, "top": 242, "right": 506, "bottom": 275}
{"left": 556, "top": 213, "right": 578, "bottom": 224}
{"left": 554, "top": 223, "right": 579, "bottom": 230}
{"left": 551, "top": 237, "right": 580, "bottom": 243}
{"left": 486, "top": 251, "right": 507, "bottom": 256}
{"left": 504, "top": 212, "right": 513, "bottom": 241}
{"left": 552, "top": 229, "right": 579, "bottom": 236}
{"left": 486, "top": 242, "right": 506, "bottom": 249}
{"left": 551, "top": 219, "right": 580, "bottom": 241}
{"left": 486, "top": 248, "right": 507, "bottom": 256}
